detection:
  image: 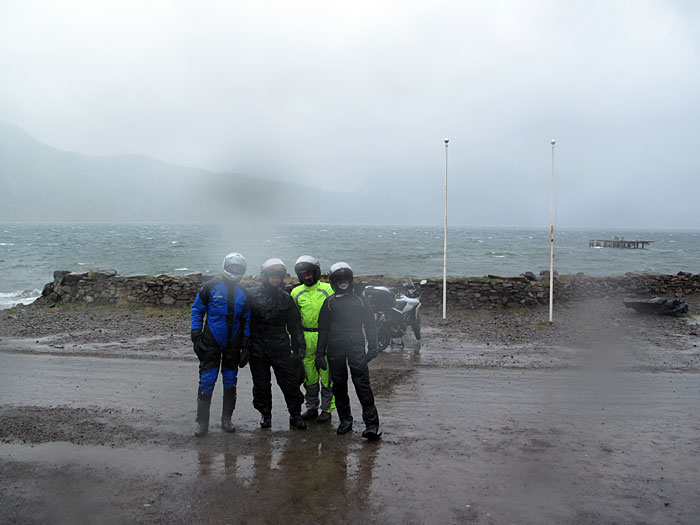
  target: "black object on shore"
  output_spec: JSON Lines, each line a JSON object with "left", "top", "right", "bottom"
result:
{"left": 623, "top": 297, "right": 688, "bottom": 316}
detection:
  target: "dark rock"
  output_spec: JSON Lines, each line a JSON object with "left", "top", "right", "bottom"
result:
{"left": 539, "top": 270, "right": 559, "bottom": 282}
{"left": 91, "top": 269, "right": 118, "bottom": 279}
{"left": 63, "top": 272, "right": 88, "bottom": 284}
{"left": 623, "top": 297, "right": 689, "bottom": 316}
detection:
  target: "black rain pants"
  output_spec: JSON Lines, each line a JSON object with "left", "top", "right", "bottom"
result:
{"left": 327, "top": 345, "right": 379, "bottom": 428}
{"left": 249, "top": 352, "right": 304, "bottom": 417}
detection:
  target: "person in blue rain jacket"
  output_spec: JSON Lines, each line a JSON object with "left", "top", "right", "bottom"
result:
{"left": 190, "top": 252, "right": 250, "bottom": 437}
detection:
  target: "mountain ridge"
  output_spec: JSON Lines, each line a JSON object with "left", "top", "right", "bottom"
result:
{"left": 0, "top": 121, "right": 357, "bottom": 223}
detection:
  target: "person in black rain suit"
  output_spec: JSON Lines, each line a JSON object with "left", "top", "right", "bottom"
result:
{"left": 247, "top": 258, "right": 307, "bottom": 430}
{"left": 316, "top": 262, "right": 381, "bottom": 440}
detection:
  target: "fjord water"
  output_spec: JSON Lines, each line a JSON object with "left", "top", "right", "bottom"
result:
{"left": 1, "top": 223, "right": 699, "bottom": 308}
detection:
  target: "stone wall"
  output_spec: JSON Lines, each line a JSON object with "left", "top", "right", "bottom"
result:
{"left": 41, "top": 270, "right": 213, "bottom": 307}
{"left": 413, "top": 272, "right": 700, "bottom": 309}
{"left": 40, "top": 270, "right": 700, "bottom": 309}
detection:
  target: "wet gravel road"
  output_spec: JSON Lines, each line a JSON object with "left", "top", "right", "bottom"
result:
{"left": 1, "top": 298, "right": 700, "bottom": 523}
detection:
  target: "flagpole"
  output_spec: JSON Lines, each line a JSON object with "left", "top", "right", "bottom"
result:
{"left": 549, "top": 139, "right": 556, "bottom": 324}
{"left": 443, "top": 138, "right": 449, "bottom": 320}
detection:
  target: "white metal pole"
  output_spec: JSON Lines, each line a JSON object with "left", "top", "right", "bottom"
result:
{"left": 549, "top": 139, "right": 556, "bottom": 324}
{"left": 443, "top": 138, "right": 449, "bottom": 320}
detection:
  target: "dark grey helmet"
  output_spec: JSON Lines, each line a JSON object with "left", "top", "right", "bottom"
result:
{"left": 223, "top": 252, "right": 247, "bottom": 284}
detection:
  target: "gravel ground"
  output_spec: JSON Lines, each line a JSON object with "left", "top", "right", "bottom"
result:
{"left": 2, "top": 294, "right": 699, "bottom": 359}
{"left": 1, "top": 294, "right": 700, "bottom": 523}
{"left": 423, "top": 295, "right": 700, "bottom": 349}
{"left": 2, "top": 295, "right": 700, "bottom": 376}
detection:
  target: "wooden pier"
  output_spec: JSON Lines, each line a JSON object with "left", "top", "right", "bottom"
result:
{"left": 589, "top": 238, "right": 652, "bottom": 248}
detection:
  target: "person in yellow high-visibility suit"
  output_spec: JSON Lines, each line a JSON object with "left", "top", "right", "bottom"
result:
{"left": 291, "top": 255, "right": 335, "bottom": 423}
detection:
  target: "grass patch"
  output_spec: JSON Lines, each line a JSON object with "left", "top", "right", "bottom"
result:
{"left": 144, "top": 307, "right": 166, "bottom": 318}
{"left": 685, "top": 313, "right": 700, "bottom": 324}
{"left": 143, "top": 306, "right": 187, "bottom": 318}
{"left": 533, "top": 321, "right": 549, "bottom": 329}
{"left": 37, "top": 299, "right": 188, "bottom": 317}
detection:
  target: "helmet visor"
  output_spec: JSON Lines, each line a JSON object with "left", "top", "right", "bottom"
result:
{"left": 295, "top": 262, "right": 319, "bottom": 285}
{"left": 224, "top": 263, "right": 246, "bottom": 276}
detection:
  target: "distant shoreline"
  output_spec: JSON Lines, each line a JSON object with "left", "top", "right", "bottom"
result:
{"left": 3, "top": 269, "right": 699, "bottom": 311}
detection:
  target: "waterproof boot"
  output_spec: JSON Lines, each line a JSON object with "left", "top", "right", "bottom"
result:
{"left": 289, "top": 414, "right": 307, "bottom": 430}
{"left": 259, "top": 412, "right": 272, "bottom": 429}
{"left": 194, "top": 391, "right": 212, "bottom": 437}
{"left": 301, "top": 408, "right": 318, "bottom": 420}
{"left": 362, "top": 426, "right": 382, "bottom": 441}
{"left": 221, "top": 387, "right": 237, "bottom": 433}
{"left": 337, "top": 419, "right": 353, "bottom": 435}
{"left": 316, "top": 411, "right": 332, "bottom": 424}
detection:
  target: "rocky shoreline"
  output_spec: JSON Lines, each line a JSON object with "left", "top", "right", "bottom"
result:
{"left": 34, "top": 268, "right": 700, "bottom": 310}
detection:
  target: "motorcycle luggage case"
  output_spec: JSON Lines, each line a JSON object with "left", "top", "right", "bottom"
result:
{"left": 364, "top": 286, "right": 395, "bottom": 307}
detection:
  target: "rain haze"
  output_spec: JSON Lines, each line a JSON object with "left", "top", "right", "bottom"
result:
{"left": 1, "top": 0, "right": 699, "bottom": 228}
{"left": 4, "top": 6, "right": 700, "bottom": 522}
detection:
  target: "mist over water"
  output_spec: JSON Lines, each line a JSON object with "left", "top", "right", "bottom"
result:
{"left": 1, "top": 223, "right": 699, "bottom": 308}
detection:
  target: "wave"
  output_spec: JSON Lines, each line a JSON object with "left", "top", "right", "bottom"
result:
{"left": 0, "top": 289, "right": 41, "bottom": 310}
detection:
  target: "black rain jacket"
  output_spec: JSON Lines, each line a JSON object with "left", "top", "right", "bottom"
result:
{"left": 317, "top": 290, "right": 378, "bottom": 357}
{"left": 248, "top": 283, "right": 306, "bottom": 357}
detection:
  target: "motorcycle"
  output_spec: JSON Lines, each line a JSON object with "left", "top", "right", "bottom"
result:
{"left": 363, "top": 278, "right": 424, "bottom": 351}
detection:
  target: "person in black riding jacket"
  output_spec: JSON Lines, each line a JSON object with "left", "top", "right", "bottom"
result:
{"left": 247, "top": 258, "right": 308, "bottom": 430}
{"left": 316, "top": 262, "right": 381, "bottom": 440}
{"left": 190, "top": 252, "right": 250, "bottom": 437}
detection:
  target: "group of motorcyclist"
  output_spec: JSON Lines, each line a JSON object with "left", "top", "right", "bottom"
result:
{"left": 190, "top": 253, "right": 381, "bottom": 441}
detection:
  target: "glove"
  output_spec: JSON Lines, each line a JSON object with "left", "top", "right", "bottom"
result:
{"left": 190, "top": 330, "right": 204, "bottom": 360}
{"left": 296, "top": 355, "right": 306, "bottom": 386}
{"left": 366, "top": 347, "right": 378, "bottom": 363}
{"left": 315, "top": 354, "right": 327, "bottom": 371}
{"left": 192, "top": 341, "right": 205, "bottom": 361}
{"left": 239, "top": 337, "right": 251, "bottom": 368}
{"left": 296, "top": 346, "right": 306, "bottom": 361}
{"left": 239, "top": 347, "right": 250, "bottom": 368}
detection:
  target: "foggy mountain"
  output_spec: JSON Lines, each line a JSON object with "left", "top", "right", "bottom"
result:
{"left": 0, "top": 122, "right": 373, "bottom": 223}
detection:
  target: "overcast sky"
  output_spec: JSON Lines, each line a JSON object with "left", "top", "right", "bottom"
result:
{"left": 1, "top": 1, "right": 699, "bottom": 228}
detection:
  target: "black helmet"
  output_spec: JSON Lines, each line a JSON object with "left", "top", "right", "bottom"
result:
{"left": 260, "top": 258, "right": 287, "bottom": 286}
{"left": 294, "top": 255, "right": 321, "bottom": 286}
{"left": 329, "top": 262, "right": 353, "bottom": 293}
{"left": 222, "top": 252, "right": 247, "bottom": 284}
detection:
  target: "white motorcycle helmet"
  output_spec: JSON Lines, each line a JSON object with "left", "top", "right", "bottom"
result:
{"left": 329, "top": 262, "right": 353, "bottom": 293}
{"left": 294, "top": 255, "right": 321, "bottom": 286}
{"left": 222, "top": 252, "right": 247, "bottom": 284}
{"left": 260, "top": 258, "right": 287, "bottom": 286}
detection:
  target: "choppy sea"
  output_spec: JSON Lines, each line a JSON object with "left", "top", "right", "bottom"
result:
{"left": 1, "top": 223, "right": 699, "bottom": 309}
